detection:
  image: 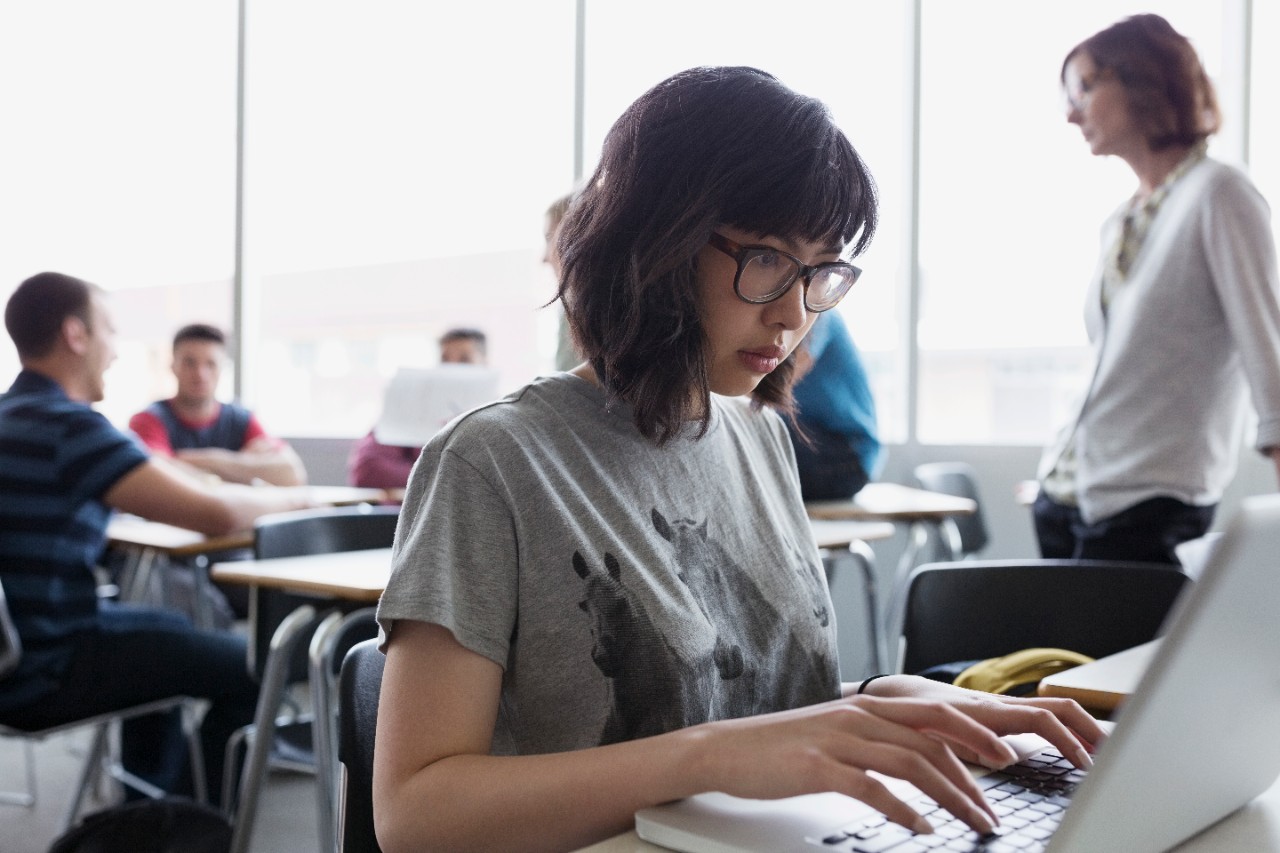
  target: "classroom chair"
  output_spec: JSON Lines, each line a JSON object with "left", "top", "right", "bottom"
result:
{"left": 888, "top": 559, "right": 1192, "bottom": 677}
{"left": 309, "top": 607, "right": 378, "bottom": 853}
{"left": 0, "top": 578, "right": 205, "bottom": 829}
{"left": 337, "top": 638, "right": 385, "bottom": 853}
{"left": 912, "top": 461, "right": 990, "bottom": 559}
{"left": 225, "top": 504, "right": 398, "bottom": 853}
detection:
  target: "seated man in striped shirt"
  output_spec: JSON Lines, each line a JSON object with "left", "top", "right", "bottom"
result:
{"left": 0, "top": 272, "right": 313, "bottom": 804}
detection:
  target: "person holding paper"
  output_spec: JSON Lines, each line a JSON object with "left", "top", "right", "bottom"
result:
{"left": 346, "top": 327, "right": 488, "bottom": 490}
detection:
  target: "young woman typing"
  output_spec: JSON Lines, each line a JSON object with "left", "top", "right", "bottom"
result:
{"left": 374, "top": 66, "right": 1104, "bottom": 853}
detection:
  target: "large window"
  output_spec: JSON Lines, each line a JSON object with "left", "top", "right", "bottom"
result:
{"left": 0, "top": 1, "right": 236, "bottom": 425}
{"left": 4, "top": 1, "right": 1270, "bottom": 454}
{"left": 915, "top": 1, "right": 1226, "bottom": 445}
{"left": 241, "top": 0, "right": 577, "bottom": 437}
{"left": 1252, "top": 2, "right": 1280, "bottom": 230}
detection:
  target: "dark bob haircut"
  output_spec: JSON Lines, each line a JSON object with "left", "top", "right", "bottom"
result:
{"left": 557, "top": 66, "right": 877, "bottom": 444}
{"left": 1063, "top": 14, "right": 1220, "bottom": 152}
{"left": 5, "top": 272, "right": 98, "bottom": 360}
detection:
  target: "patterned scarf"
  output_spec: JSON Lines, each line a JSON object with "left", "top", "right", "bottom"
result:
{"left": 1100, "top": 141, "right": 1208, "bottom": 312}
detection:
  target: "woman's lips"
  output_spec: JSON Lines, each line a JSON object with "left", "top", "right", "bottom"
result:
{"left": 738, "top": 346, "right": 786, "bottom": 374}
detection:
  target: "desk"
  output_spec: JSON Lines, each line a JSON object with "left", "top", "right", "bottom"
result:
{"left": 105, "top": 486, "right": 389, "bottom": 626}
{"left": 808, "top": 519, "right": 895, "bottom": 550}
{"left": 106, "top": 516, "right": 255, "bottom": 628}
{"left": 806, "top": 482, "right": 977, "bottom": 571}
{"left": 806, "top": 482, "right": 978, "bottom": 524}
{"left": 807, "top": 484, "right": 977, "bottom": 672}
{"left": 1038, "top": 639, "right": 1159, "bottom": 713}
{"left": 212, "top": 547, "right": 392, "bottom": 853}
{"left": 305, "top": 485, "right": 390, "bottom": 506}
{"left": 209, "top": 547, "right": 391, "bottom": 603}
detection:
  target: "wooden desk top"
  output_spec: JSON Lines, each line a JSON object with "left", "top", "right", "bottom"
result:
{"left": 806, "top": 482, "right": 977, "bottom": 522}
{"left": 809, "top": 519, "right": 895, "bottom": 549}
{"left": 1037, "top": 639, "right": 1159, "bottom": 712}
{"left": 106, "top": 515, "right": 254, "bottom": 556}
{"left": 307, "top": 485, "right": 390, "bottom": 506}
{"left": 210, "top": 547, "right": 393, "bottom": 602}
{"left": 105, "top": 486, "right": 389, "bottom": 556}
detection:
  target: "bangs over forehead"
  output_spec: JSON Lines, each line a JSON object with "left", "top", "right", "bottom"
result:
{"left": 723, "top": 115, "right": 875, "bottom": 255}
{"left": 593, "top": 67, "right": 877, "bottom": 262}
{"left": 662, "top": 67, "right": 878, "bottom": 255}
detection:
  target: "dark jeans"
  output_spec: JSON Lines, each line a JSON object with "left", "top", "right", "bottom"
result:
{"left": 1033, "top": 492, "right": 1215, "bottom": 566}
{"left": 2, "top": 602, "right": 257, "bottom": 807}
{"left": 787, "top": 422, "right": 870, "bottom": 502}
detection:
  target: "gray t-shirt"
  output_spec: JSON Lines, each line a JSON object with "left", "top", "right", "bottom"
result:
{"left": 377, "top": 373, "right": 839, "bottom": 754}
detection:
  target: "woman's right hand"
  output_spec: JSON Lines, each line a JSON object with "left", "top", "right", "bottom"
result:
{"left": 685, "top": 694, "right": 1024, "bottom": 836}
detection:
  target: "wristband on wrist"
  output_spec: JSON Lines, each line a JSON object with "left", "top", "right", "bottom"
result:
{"left": 856, "top": 673, "right": 891, "bottom": 695}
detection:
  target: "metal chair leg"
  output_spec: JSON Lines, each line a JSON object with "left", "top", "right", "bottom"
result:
{"left": 846, "top": 539, "right": 885, "bottom": 674}
{"left": 63, "top": 724, "right": 109, "bottom": 829}
{"left": 0, "top": 740, "right": 37, "bottom": 807}
{"left": 229, "top": 604, "right": 318, "bottom": 853}
{"left": 308, "top": 610, "right": 345, "bottom": 853}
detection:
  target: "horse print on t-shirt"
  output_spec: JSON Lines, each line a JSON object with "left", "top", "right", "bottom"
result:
{"left": 651, "top": 508, "right": 830, "bottom": 718}
{"left": 571, "top": 510, "right": 833, "bottom": 745}
{"left": 572, "top": 550, "right": 714, "bottom": 744}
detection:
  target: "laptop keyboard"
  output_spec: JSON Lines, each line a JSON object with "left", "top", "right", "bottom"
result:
{"left": 812, "top": 748, "right": 1088, "bottom": 853}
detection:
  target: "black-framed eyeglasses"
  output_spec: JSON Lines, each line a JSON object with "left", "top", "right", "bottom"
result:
{"left": 706, "top": 232, "right": 861, "bottom": 313}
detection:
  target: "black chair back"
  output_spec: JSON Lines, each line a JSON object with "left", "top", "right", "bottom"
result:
{"left": 893, "top": 559, "right": 1192, "bottom": 675}
{"left": 338, "top": 639, "right": 385, "bottom": 853}
{"left": 250, "top": 505, "right": 400, "bottom": 683}
{"left": 913, "top": 461, "right": 989, "bottom": 556}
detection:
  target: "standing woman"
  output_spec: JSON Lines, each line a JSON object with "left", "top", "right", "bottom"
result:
{"left": 375, "top": 66, "right": 1102, "bottom": 852}
{"left": 1035, "top": 14, "right": 1280, "bottom": 565}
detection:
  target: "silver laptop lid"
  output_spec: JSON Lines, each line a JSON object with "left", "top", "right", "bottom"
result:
{"left": 1050, "top": 493, "right": 1280, "bottom": 852}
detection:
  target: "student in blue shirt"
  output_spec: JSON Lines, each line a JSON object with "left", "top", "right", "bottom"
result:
{"left": 788, "top": 309, "right": 881, "bottom": 500}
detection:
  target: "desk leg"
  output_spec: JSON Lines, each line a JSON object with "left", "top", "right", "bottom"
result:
{"left": 189, "top": 555, "right": 214, "bottom": 631}
{"left": 822, "top": 542, "right": 885, "bottom": 677}
{"left": 847, "top": 539, "right": 885, "bottom": 674}
{"left": 117, "top": 546, "right": 159, "bottom": 604}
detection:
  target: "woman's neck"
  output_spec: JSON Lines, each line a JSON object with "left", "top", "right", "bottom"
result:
{"left": 1128, "top": 144, "right": 1195, "bottom": 202}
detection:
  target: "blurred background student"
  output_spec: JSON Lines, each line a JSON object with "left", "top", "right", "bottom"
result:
{"left": 787, "top": 309, "right": 881, "bottom": 501}
{"left": 129, "top": 323, "right": 307, "bottom": 486}
{"left": 544, "top": 191, "right": 585, "bottom": 372}
{"left": 346, "top": 327, "right": 488, "bottom": 490}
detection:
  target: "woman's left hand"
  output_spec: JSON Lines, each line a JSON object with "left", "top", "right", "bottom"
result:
{"left": 854, "top": 675, "right": 1107, "bottom": 770}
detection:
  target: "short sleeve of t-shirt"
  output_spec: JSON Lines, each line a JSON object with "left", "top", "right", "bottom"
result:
{"left": 127, "top": 408, "right": 174, "bottom": 455}
{"left": 62, "top": 405, "right": 150, "bottom": 503}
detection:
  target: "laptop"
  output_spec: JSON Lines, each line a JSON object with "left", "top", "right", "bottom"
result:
{"left": 372, "top": 364, "right": 501, "bottom": 448}
{"left": 636, "top": 493, "right": 1280, "bottom": 853}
